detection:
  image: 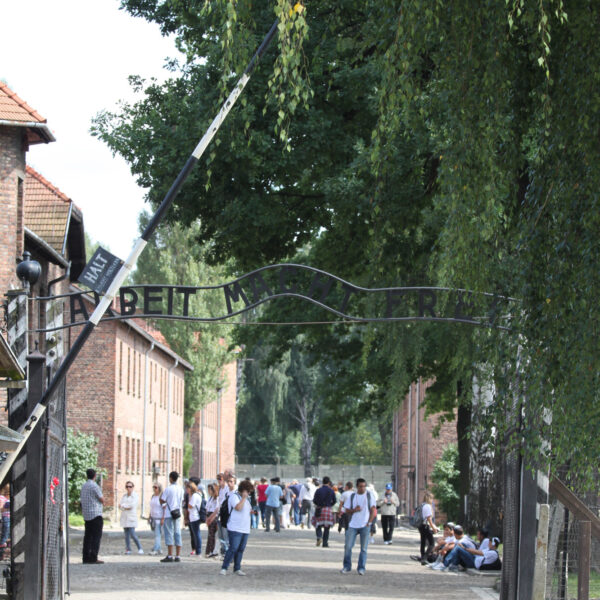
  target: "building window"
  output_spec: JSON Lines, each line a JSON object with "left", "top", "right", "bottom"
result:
{"left": 159, "top": 368, "right": 163, "bottom": 408}
{"left": 149, "top": 361, "right": 153, "bottom": 402}
{"left": 119, "top": 342, "right": 123, "bottom": 390}
{"left": 127, "top": 347, "right": 131, "bottom": 395}
{"left": 137, "top": 439, "right": 141, "bottom": 473}
{"left": 147, "top": 442, "right": 151, "bottom": 474}
{"left": 125, "top": 437, "right": 130, "bottom": 474}
{"left": 117, "top": 434, "right": 122, "bottom": 472}
{"left": 16, "top": 177, "right": 24, "bottom": 256}
{"left": 138, "top": 353, "right": 142, "bottom": 398}
{"left": 132, "top": 350, "right": 136, "bottom": 397}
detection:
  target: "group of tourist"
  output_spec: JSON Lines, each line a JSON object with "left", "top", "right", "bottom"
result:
{"left": 409, "top": 491, "right": 502, "bottom": 573}
{"left": 80, "top": 468, "right": 500, "bottom": 576}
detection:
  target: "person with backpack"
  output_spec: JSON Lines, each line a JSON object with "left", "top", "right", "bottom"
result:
{"left": 340, "top": 478, "right": 377, "bottom": 575}
{"left": 219, "top": 478, "right": 254, "bottom": 576}
{"left": 409, "top": 491, "right": 439, "bottom": 565}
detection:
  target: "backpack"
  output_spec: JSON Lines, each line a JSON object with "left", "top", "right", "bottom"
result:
{"left": 409, "top": 503, "right": 425, "bottom": 528}
{"left": 199, "top": 494, "right": 207, "bottom": 524}
{"left": 219, "top": 492, "right": 240, "bottom": 528}
{"left": 350, "top": 491, "right": 373, "bottom": 512}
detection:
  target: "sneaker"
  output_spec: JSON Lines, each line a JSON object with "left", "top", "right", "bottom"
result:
{"left": 124, "top": 550, "right": 131, "bottom": 555}
{"left": 410, "top": 555, "right": 422, "bottom": 562}
{"left": 340, "top": 568, "right": 351, "bottom": 574}
{"left": 369, "top": 537, "right": 374, "bottom": 544}
{"left": 174, "top": 556, "right": 181, "bottom": 562}
{"left": 160, "top": 556, "right": 174, "bottom": 563}
{"left": 357, "top": 569, "right": 366, "bottom": 576}
{"left": 149, "top": 551, "right": 160, "bottom": 556}
{"left": 323, "top": 543, "right": 329, "bottom": 548}
{"left": 388, "top": 541, "right": 393, "bottom": 545}
{"left": 316, "top": 538, "right": 322, "bottom": 547}
{"left": 234, "top": 570, "right": 246, "bottom": 576}
{"left": 431, "top": 562, "right": 445, "bottom": 570}
{"left": 447, "top": 565, "right": 459, "bottom": 572}
{"left": 209, "top": 552, "right": 219, "bottom": 558}
{"left": 190, "top": 551, "right": 196, "bottom": 556}
{"left": 138, "top": 549, "right": 144, "bottom": 555}
{"left": 220, "top": 569, "right": 227, "bottom": 575}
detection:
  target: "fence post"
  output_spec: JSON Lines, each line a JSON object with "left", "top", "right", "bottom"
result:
{"left": 533, "top": 504, "right": 549, "bottom": 600}
{"left": 578, "top": 521, "right": 590, "bottom": 600}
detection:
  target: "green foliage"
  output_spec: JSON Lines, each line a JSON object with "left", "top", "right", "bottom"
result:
{"left": 132, "top": 213, "right": 233, "bottom": 425}
{"left": 67, "top": 428, "right": 101, "bottom": 513}
{"left": 96, "top": 0, "right": 600, "bottom": 488}
{"left": 430, "top": 445, "right": 460, "bottom": 521}
{"left": 183, "top": 435, "right": 194, "bottom": 476}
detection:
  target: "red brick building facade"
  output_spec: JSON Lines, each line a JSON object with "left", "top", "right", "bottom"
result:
{"left": 392, "top": 378, "right": 457, "bottom": 516}
{"left": 66, "top": 292, "right": 192, "bottom": 516}
{"left": 189, "top": 360, "right": 237, "bottom": 479}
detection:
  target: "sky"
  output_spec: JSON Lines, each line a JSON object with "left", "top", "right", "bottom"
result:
{"left": 1, "top": 0, "right": 184, "bottom": 259}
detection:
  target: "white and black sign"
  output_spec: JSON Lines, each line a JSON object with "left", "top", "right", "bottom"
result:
{"left": 78, "top": 247, "right": 123, "bottom": 295}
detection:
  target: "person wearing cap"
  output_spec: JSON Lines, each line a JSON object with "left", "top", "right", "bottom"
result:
{"left": 376, "top": 483, "right": 399, "bottom": 545}
{"left": 441, "top": 535, "right": 502, "bottom": 572}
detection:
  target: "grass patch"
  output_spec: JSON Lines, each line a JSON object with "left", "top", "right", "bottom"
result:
{"left": 552, "top": 571, "right": 600, "bottom": 598}
{"left": 68, "top": 513, "right": 85, "bottom": 527}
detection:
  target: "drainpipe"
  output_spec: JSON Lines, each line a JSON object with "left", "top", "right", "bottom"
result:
{"left": 200, "top": 407, "right": 204, "bottom": 479}
{"left": 216, "top": 387, "right": 222, "bottom": 473}
{"left": 167, "top": 358, "right": 179, "bottom": 475}
{"left": 141, "top": 342, "right": 155, "bottom": 516}
{"left": 415, "top": 378, "right": 420, "bottom": 509}
{"left": 407, "top": 383, "right": 412, "bottom": 510}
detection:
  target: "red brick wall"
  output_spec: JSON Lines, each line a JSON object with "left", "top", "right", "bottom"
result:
{"left": 66, "top": 302, "right": 187, "bottom": 518}
{"left": 189, "top": 359, "right": 237, "bottom": 479}
{"left": 0, "top": 126, "right": 26, "bottom": 294}
{"left": 393, "top": 379, "right": 457, "bottom": 519}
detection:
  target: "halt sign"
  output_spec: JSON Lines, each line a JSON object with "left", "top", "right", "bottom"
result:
{"left": 78, "top": 247, "right": 123, "bottom": 295}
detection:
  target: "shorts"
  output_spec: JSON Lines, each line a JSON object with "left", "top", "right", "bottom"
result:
{"left": 163, "top": 516, "right": 182, "bottom": 547}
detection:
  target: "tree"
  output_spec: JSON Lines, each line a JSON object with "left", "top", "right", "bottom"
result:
{"left": 430, "top": 444, "right": 460, "bottom": 522}
{"left": 94, "top": 0, "right": 600, "bottom": 487}
{"left": 67, "top": 428, "right": 101, "bottom": 513}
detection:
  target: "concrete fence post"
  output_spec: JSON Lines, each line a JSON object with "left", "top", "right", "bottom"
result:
{"left": 533, "top": 503, "right": 550, "bottom": 600}
{"left": 578, "top": 521, "right": 591, "bottom": 600}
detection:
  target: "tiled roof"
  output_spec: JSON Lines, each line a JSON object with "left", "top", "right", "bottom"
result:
{"left": 0, "top": 82, "right": 46, "bottom": 123}
{"left": 133, "top": 319, "right": 171, "bottom": 349}
{"left": 24, "top": 166, "right": 72, "bottom": 255}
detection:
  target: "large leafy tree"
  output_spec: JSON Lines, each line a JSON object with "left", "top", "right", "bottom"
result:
{"left": 93, "top": 0, "right": 600, "bottom": 487}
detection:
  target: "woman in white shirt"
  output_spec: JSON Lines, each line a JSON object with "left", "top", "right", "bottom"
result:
{"left": 204, "top": 483, "right": 220, "bottom": 558}
{"left": 186, "top": 481, "right": 203, "bottom": 556}
{"left": 149, "top": 482, "right": 165, "bottom": 555}
{"left": 220, "top": 478, "right": 253, "bottom": 575}
{"left": 119, "top": 481, "right": 143, "bottom": 555}
{"left": 410, "top": 491, "right": 439, "bottom": 564}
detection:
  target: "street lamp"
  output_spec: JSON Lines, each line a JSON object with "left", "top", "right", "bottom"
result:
{"left": 16, "top": 251, "right": 41, "bottom": 292}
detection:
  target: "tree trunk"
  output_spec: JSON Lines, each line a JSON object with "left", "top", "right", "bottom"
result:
{"left": 456, "top": 380, "right": 471, "bottom": 524}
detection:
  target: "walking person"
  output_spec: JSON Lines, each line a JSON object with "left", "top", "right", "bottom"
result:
{"left": 186, "top": 480, "right": 203, "bottom": 556}
{"left": 149, "top": 483, "right": 165, "bottom": 555}
{"left": 376, "top": 483, "right": 399, "bottom": 545}
{"left": 312, "top": 476, "right": 336, "bottom": 547}
{"left": 216, "top": 473, "right": 229, "bottom": 555}
{"left": 256, "top": 477, "right": 268, "bottom": 528}
{"left": 281, "top": 482, "right": 294, "bottom": 529}
{"left": 205, "top": 483, "right": 220, "bottom": 558}
{"left": 410, "top": 491, "right": 439, "bottom": 564}
{"left": 340, "top": 478, "right": 377, "bottom": 575}
{"left": 119, "top": 481, "right": 143, "bottom": 554}
{"left": 264, "top": 477, "right": 283, "bottom": 532}
{"left": 337, "top": 481, "right": 353, "bottom": 533}
{"left": 298, "top": 477, "right": 316, "bottom": 529}
{"left": 220, "top": 478, "right": 254, "bottom": 576}
{"left": 248, "top": 479, "right": 259, "bottom": 529}
{"left": 289, "top": 479, "right": 301, "bottom": 525}
{"left": 159, "top": 471, "right": 184, "bottom": 563}
{"left": 80, "top": 468, "right": 104, "bottom": 564}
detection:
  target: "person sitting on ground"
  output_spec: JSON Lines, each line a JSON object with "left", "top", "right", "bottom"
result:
{"left": 430, "top": 523, "right": 475, "bottom": 569}
{"left": 440, "top": 535, "right": 502, "bottom": 572}
{"left": 425, "top": 522, "right": 455, "bottom": 566}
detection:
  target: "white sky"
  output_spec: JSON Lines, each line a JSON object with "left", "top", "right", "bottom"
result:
{"left": 1, "top": 0, "right": 184, "bottom": 259}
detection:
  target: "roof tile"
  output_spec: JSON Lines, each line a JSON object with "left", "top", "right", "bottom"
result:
{"left": 0, "top": 82, "right": 47, "bottom": 123}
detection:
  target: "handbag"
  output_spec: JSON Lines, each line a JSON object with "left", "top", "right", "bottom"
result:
{"left": 170, "top": 508, "right": 181, "bottom": 520}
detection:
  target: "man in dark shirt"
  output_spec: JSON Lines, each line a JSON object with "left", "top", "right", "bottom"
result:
{"left": 289, "top": 480, "right": 302, "bottom": 526}
{"left": 312, "top": 476, "right": 336, "bottom": 547}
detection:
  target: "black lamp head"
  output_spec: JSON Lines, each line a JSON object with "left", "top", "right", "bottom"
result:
{"left": 16, "top": 251, "right": 42, "bottom": 289}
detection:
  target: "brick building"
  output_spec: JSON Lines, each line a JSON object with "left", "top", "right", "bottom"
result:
{"left": 392, "top": 378, "right": 457, "bottom": 516}
{"left": 66, "top": 291, "right": 193, "bottom": 517}
{"left": 188, "top": 359, "right": 238, "bottom": 479}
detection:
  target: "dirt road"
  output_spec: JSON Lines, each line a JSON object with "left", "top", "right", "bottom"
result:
{"left": 68, "top": 523, "right": 500, "bottom": 600}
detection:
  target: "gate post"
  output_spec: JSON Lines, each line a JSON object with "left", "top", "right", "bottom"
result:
{"left": 24, "top": 348, "right": 46, "bottom": 599}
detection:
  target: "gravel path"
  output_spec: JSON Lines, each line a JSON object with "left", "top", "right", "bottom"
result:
{"left": 68, "top": 523, "right": 500, "bottom": 600}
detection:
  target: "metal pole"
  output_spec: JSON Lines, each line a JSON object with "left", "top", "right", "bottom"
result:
{"left": 578, "top": 521, "right": 590, "bottom": 600}
{"left": 0, "top": 18, "right": 280, "bottom": 485}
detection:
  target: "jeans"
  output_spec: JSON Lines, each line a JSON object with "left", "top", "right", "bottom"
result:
{"left": 152, "top": 518, "right": 163, "bottom": 552}
{"left": 381, "top": 515, "right": 395, "bottom": 542}
{"left": 258, "top": 501, "right": 267, "bottom": 526}
{"left": 265, "top": 504, "right": 281, "bottom": 532}
{"left": 250, "top": 510, "right": 259, "bottom": 529}
{"left": 293, "top": 499, "right": 300, "bottom": 525}
{"left": 316, "top": 525, "right": 330, "bottom": 546}
{"left": 343, "top": 525, "right": 370, "bottom": 572}
{"left": 83, "top": 515, "right": 103, "bottom": 563}
{"left": 217, "top": 521, "right": 229, "bottom": 553}
{"left": 418, "top": 523, "right": 434, "bottom": 559}
{"left": 189, "top": 520, "right": 202, "bottom": 555}
{"left": 0, "top": 516, "right": 9, "bottom": 545}
{"left": 444, "top": 545, "right": 476, "bottom": 568}
{"left": 301, "top": 500, "right": 312, "bottom": 528}
{"left": 163, "top": 516, "right": 182, "bottom": 547}
{"left": 221, "top": 530, "right": 249, "bottom": 572}
{"left": 124, "top": 527, "right": 142, "bottom": 551}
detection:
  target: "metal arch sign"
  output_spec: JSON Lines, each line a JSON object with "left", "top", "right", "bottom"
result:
{"left": 36, "top": 264, "right": 515, "bottom": 333}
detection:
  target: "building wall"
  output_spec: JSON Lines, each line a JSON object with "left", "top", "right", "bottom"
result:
{"left": 393, "top": 379, "right": 457, "bottom": 517}
{"left": 66, "top": 310, "right": 187, "bottom": 519}
{"left": 0, "top": 126, "right": 25, "bottom": 295}
{"left": 189, "top": 360, "right": 237, "bottom": 480}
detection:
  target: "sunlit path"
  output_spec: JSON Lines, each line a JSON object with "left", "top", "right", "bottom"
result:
{"left": 68, "top": 525, "right": 499, "bottom": 599}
